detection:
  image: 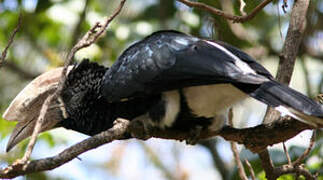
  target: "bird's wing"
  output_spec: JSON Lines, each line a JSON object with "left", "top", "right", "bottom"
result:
{"left": 102, "top": 30, "right": 271, "bottom": 102}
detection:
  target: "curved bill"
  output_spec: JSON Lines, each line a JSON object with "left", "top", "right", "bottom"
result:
{"left": 3, "top": 66, "right": 73, "bottom": 152}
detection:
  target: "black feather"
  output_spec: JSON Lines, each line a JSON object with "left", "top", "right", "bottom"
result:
{"left": 60, "top": 60, "right": 160, "bottom": 135}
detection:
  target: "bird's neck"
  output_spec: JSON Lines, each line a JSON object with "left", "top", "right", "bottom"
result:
{"left": 60, "top": 96, "right": 159, "bottom": 136}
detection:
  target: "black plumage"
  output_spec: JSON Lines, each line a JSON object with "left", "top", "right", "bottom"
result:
{"left": 61, "top": 30, "right": 323, "bottom": 135}
{"left": 102, "top": 31, "right": 270, "bottom": 102}
{"left": 100, "top": 30, "right": 323, "bottom": 127}
{"left": 59, "top": 60, "right": 161, "bottom": 135}
{"left": 59, "top": 59, "right": 214, "bottom": 134}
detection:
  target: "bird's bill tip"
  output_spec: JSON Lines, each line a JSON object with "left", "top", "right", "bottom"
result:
{"left": 6, "top": 120, "right": 35, "bottom": 152}
{"left": 6, "top": 106, "right": 63, "bottom": 152}
{"left": 4, "top": 66, "right": 73, "bottom": 152}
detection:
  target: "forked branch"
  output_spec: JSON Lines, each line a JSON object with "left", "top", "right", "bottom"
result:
{"left": 176, "top": 0, "right": 273, "bottom": 23}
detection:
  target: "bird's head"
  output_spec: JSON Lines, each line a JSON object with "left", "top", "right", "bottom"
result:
{"left": 2, "top": 67, "right": 73, "bottom": 152}
{"left": 3, "top": 60, "right": 110, "bottom": 152}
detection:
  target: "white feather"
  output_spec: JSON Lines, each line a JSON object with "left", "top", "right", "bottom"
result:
{"left": 184, "top": 84, "right": 248, "bottom": 130}
{"left": 204, "top": 40, "right": 256, "bottom": 75}
{"left": 160, "top": 90, "right": 181, "bottom": 128}
{"left": 184, "top": 84, "right": 247, "bottom": 117}
{"left": 275, "top": 105, "right": 319, "bottom": 127}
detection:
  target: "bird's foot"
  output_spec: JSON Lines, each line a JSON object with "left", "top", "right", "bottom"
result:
{"left": 129, "top": 115, "right": 152, "bottom": 140}
{"left": 186, "top": 125, "right": 203, "bottom": 145}
{"left": 113, "top": 118, "right": 131, "bottom": 129}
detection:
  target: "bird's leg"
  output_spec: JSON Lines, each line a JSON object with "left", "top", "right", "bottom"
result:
{"left": 185, "top": 114, "right": 227, "bottom": 145}
{"left": 128, "top": 114, "right": 153, "bottom": 140}
{"left": 185, "top": 125, "right": 203, "bottom": 145}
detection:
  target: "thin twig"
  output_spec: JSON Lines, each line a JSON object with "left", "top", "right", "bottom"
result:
{"left": 230, "top": 142, "right": 248, "bottom": 180}
{"left": 176, "top": 0, "right": 273, "bottom": 23}
{"left": 258, "top": 149, "right": 315, "bottom": 179}
{"left": 18, "top": 96, "right": 54, "bottom": 167}
{"left": 0, "top": 13, "right": 22, "bottom": 68}
{"left": 59, "top": 0, "right": 127, "bottom": 91}
{"left": 244, "top": 159, "right": 256, "bottom": 180}
{"left": 228, "top": 109, "right": 248, "bottom": 180}
{"left": 292, "top": 130, "right": 316, "bottom": 166}
{"left": 18, "top": 0, "right": 127, "bottom": 165}
{"left": 283, "top": 142, "right": 292, "bottom": 166}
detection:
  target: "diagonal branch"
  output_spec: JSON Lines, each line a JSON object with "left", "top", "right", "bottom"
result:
{"left": 176, "top": 0, "right": 273, "bottom": 23}
{"left": 0, "top": 13, "right": 22, "bottom": 68}
{"left": 0, "top": 118, "right": 130, "bottom": 179}
{"left": 244, "top": 159, "right": 256, "bottom": 180}
{"left": 228, "top": 109, "right": 248, "bottom": 180}
{"left": 292, "top": 130, "right": 316, "bottom": 166}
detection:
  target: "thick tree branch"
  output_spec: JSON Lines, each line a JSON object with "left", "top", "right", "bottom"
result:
{"left": 176, "top": 0, "right": 273, "bottom": 23}
{"left": 263, "top": 0, "right": 310, "bottom": 123}
{"left": 258, "top": 150, "right": 276, "bottom": 180}
{"left": 276, "top": 0, "right": 309, "bottom": 85}
{"left": 258, "top": 1, "right": 317, "bottom": 179}
{"left": 0, "top": 115, "right": 317, "bottom": 178}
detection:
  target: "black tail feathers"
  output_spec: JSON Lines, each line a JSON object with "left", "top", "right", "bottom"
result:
{"left": 236, "top": 80, "right": 323, "bottom": 126}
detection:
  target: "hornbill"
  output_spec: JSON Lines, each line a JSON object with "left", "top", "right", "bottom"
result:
{"left": 3, "top": 30, "right": 323, "bottom": 152}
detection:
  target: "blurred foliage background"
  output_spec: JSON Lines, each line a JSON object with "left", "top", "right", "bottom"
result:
{"left": 0, "top": 0, "right": 322, "bottom": 179}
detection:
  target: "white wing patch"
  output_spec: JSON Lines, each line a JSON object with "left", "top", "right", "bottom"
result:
{"left": 275, "top": 105, "right": 318, "bottom": 127}
{"left": 184, "top": 84, "right": 247, "bottom": 117}
{"left": 204, "top": 40, "right": 256, "bottom": 75}
{"left": 160, "top": 90, "right": 181, "bottom": 128}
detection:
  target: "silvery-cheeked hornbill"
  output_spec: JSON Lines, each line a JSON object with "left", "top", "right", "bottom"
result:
{"left": 3, "top": 30, "right": 323, "bottom": 152}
